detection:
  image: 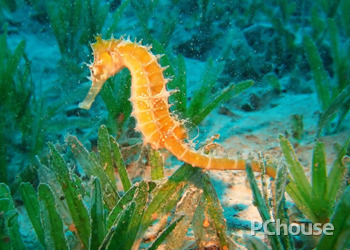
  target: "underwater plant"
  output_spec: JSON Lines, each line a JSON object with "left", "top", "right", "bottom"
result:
{"left": 303, "top": 24, "right": 350, "bottom": 136}
{"left": 0, "top": 24, "right": 94, "bottom": 186}
{"left": 245, "top": 144, "right": 350, "bottom": 249}
{"left": 235, "top": 0, "right": 350, "bottom": 136}
{"left": 45, "top": 0, "right": 125, "bottom": 88}
{"left": 0, "top": 125, "right": 235, "bottom": 249}
{"left": 280, "top": 135, "right": 349, "bottom": 224}
{"left": 0, "top": 27, "right": 47, "bottom": 184}
{"left": 0, "top": 183, "right": 25, "bottom": 249}
{"left": 290, "top": 114, "right": 304, "bottom": 141}
{"left": 0, "top": 0, "right": 16, "bottom": 11}
{"left": 0, "top": 0, "right": 16, "bottom": 26}
{"left": 245, "top": 160, "right": 293, "bottom": 250}
{"left": 302, "top": 1, "right": 350, "bottom": 136}
{"left": 317, "top": 185, "right": 350, "bottom": 250}
{"left": 46, "top": 0, "right": 109, "bottom": 59}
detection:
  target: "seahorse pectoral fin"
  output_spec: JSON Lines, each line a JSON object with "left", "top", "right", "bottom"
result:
{"left": 79, "top": 79, "right": 106, "bottom": 110}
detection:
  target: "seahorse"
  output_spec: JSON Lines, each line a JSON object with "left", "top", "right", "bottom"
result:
{"left": 79, "top": 36, "right": 276, "bottom": 178}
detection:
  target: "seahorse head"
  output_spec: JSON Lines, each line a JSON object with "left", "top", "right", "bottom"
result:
{"left": 79, "top": 36, "right": 123, "bottom": 110}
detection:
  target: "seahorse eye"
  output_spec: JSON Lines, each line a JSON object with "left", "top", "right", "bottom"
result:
{"left": 91, "top": 66, "right": 100, "bottom": 76}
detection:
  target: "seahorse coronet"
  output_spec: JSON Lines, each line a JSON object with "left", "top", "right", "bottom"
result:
{"left": 79, "top": 36, "right": 276, "bottom": 178}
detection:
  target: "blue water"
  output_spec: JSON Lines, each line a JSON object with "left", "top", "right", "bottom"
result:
{"left": 1, "top": 0, "right": 350, "bottom": 249}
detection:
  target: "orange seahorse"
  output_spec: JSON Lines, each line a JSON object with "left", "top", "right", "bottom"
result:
{"left": 79, "top": 36, "right": 276, "bottom": 178}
